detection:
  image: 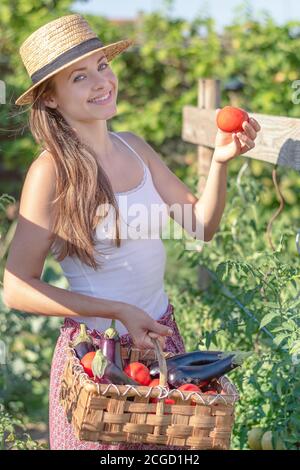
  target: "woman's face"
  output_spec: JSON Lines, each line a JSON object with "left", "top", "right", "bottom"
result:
{"left": 44, "top": 52, "right": 118, "bottom": 123}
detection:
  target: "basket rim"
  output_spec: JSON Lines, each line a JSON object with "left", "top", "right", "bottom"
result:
{"left": 66, "top": 346, "right": 240, "bottom": 406}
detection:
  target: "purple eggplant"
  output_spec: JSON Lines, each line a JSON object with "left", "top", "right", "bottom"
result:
{"left": 149, "top": 350, "right": 225, "bottom": 377}
{"left": 92, "top": 350, "right": 139, "bottom": 386}
{"left": 71, "top": 323, "right": 95, "bottom": 360}
{"left": 101, "top": 320, "right": 123, "bottom": 370}
{"left": 168, "top": 352, "right": 252, "bottom": 388}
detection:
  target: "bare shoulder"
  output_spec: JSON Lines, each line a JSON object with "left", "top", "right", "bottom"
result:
{"left": 3, "top": 150, "right": 58, "bottom": 294}
{"left": 22, "top": 150, "right": 57, "bottom": 212}
{"left": 116, "top": 131, "right": 150, "bottom": 168}
{"left": 31, "top": 150, "right": 57, "bottom": 186}
{"left": 35, "top": 149, "right": 56, "bottom": 170}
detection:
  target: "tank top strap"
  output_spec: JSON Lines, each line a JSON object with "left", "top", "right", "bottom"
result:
{"left": 110, "top": 132, "right": 148, "bottom": 172}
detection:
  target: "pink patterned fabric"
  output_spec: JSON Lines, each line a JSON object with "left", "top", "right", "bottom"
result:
{"left": 49, "top": 301, "right": 187, "bottom": 450}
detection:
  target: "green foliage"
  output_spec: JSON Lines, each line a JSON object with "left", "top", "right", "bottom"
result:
{"left": 167, "top": 162, "right": 300, "bottom": 450}
{"left": 2, "top": 2, "right": 300, "bottom": 184}
{"left": 0, "top": 0, "right": 90, "bottom": 178}
{"left": 0, "top": 258, "right": 65, "bottom": 421}
{"left": 0, "top": 193, "right": 65, "bottom": 447}
{"left": 1, "top": 2, "right": 300, "bottom": 450}
{"left": 0, "top": 404, "right": 46, "bottom": 449}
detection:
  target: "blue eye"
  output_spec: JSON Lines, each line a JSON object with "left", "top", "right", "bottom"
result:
{"left": 73, "top": 63, "right": 109, "bottom": 82}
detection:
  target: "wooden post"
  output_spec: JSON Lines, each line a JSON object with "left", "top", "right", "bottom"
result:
{"left": 197, "top": 79, "right": 221, "bottom": 194}
{"left": 197, "top": 79, "right": 221, "bottom": 291}
{"left": 136, "top": 11, "right": 145, "bottom": 45}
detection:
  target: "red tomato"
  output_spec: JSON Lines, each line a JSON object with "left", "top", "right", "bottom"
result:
{"left": 198, "top": 380, "right": 210, "bottom": 388}
{"left": 148, "top": 378, "right": 175, "bottom": 406}
{"left": 177, "top": 384, "right": 201, "bottom": 392}
{"left": 150, "top": 395, "right": 175, "bottom": 417}
{"left": 204, "top": 390, "right": 218, "bottom": 395}
{"left": 216, "top": 106, "right": 249, "bottom": 133}
{"left": 124, "top": 362, "right": 151, "bottom": 386}
{"left": 149, "top": 378, "right": 160, "bottom": 387}
{"left": 80, "top": 351, "right": 96, "bottom": 378}
{"left": 150, "top": 397, "right": 175, "bottom": 405}
{"left": 177, "top": 383, "right": 201, "bottom": 406}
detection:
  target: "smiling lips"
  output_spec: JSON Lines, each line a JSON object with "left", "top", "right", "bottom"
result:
{"left": 88, "top": 91, "right": 112, "bottom": 104}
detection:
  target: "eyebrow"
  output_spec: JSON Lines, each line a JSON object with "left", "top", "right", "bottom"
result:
{"left": 68, "top": 55, "right": 107, "bottom": 79}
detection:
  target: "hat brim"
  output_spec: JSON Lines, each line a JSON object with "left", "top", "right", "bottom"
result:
{"left": 15, "top": 38, "right": 134, "bottom": 106}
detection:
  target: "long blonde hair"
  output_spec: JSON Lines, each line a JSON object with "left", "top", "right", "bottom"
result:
{"left": 28, "top": 78, "right": 121, "bottom": 270}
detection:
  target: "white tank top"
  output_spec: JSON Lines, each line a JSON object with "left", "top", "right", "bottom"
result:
{"left": 51, "top": 132, "right": 170, "bottom": 335}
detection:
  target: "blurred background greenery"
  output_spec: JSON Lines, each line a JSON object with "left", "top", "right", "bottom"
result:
{"left": 1, "top": 0, "right": 300, "bottom": 450}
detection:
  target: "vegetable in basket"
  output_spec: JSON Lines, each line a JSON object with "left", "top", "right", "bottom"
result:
{"left": 148, "top": 379, "right": 175, "bottom": 404}
{"left": 124, "top": 362, "right": 151, "bottom": 386}
{"left": 80, "top": 351, "right": 97, "bottom": 378}
{"left": 177, "top": 383, "right": 202, "bottom": 392}
{"left": 168, "top": 352, "right": 252, "bottom": 388}
{"left": 177, "top": 384, "right": 202, "bottom": 406}
{"left": 149, "top": 350, "right": 227, "bottom": 377}
{"left": 101, "top": 319, "right": 123, "bottom": 370}
{"left": 92, "top": 349, "right": 139, "bottom": 385}
{"left": 71, "top": 323, "right": 95, "bottom": 360}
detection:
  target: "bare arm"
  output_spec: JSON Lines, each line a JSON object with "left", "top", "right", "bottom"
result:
{"left": 194, "top": 116, "right": 261, "bottom": 239}
{"left": 3, "top": 154, "right": 171, "bottom": 349}
{"left": 2, "top": 154, "right": 122, "bottom": 318}
{"left": 4, "top": 273, "right": 127, "bottom": 321}
{"left": 193, "top": 159, "right": 228, "bottom": 241}
{"left": 126, "top": 116, "right": 261, "bottom": 242}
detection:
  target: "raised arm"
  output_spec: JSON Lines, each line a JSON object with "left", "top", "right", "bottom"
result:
{"left": 125, "top": 116, "right": 261, "bottom": 242}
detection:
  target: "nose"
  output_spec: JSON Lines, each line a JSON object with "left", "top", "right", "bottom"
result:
{"left": 92, "top": 83, "right": 111, "bottom": 95}
{"left": 90, "top": 70, "right": 108, "bottom": 88}
{"left": 92, "top": 81, "right": 107, "bottom": 91}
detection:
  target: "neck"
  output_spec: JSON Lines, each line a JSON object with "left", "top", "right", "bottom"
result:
{"left": 73, "top": 121, "right": 115, "bottom": 164}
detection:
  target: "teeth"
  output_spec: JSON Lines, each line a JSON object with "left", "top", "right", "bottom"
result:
{"left": 89, "top": 92, "right": 110, "bottom": 103}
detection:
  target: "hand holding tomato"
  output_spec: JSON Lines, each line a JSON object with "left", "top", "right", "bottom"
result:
{"left": 214, "top": 106, "right": 261, "bottom": 164}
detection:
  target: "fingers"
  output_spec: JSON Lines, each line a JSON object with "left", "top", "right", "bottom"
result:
{"left": 134, "top": 331, "right": 168, "bottom": 351}
{"left": 238, "top": 117, "right": 261, "bottom": 151}
{"left": 236, "top": 131, "right": 255, "bottom": 150}
{"left": 242, "top": 121, "right": 256, "bottom": 140}
{"left": 241, "top": 117, "right": 261, "bottom": 138}
{"left": 151, "top": 321, "right": 173, "bottom": 337}
{"left": 148, "top": 332, "right": 160, "bottom": 339}
{"left": 137, "top": 336, "right": 165, "bottom": 351}
{"left": 148, "top": 332, "right": 166, "bottom": 350}
{"left": 249, "top": 117, "right": 261, "bottom": 132}
{"left": 135, "top": 333, "right": 156, "bottom": 350}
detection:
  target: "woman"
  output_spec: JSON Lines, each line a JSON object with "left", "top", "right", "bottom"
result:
{"left": 4, "top": 14, "right": 260, "bottom": 450}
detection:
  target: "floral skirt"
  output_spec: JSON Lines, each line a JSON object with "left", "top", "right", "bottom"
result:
{"left": 49, "top": 301, "right": 187, "bottom": 450}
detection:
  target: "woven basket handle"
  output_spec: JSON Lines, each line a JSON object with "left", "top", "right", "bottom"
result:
{"left": 151, "top": 337, "right": 168, "bottom": 388}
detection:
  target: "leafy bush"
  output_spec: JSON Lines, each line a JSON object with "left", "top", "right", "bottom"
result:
{"left": 165, "top": 160, "right": 300, "bottom": 450}
{"left": 0, "top": 404, "right": 46, "bottom": 450}
{"left": 1, "top": 3, "right": 300, "bottom": 450}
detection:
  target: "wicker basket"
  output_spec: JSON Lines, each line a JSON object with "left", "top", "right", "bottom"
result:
{"left": 60, "top": 338, "right": 239, "bottom": 449}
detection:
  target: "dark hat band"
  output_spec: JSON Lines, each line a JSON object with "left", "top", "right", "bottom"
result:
{"left": 30, "top": 37, "right": 104, "bottom": 84}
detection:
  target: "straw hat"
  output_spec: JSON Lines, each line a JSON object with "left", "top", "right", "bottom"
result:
{"left": 15, "top": 13, "right": 135, "bottom": 106}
